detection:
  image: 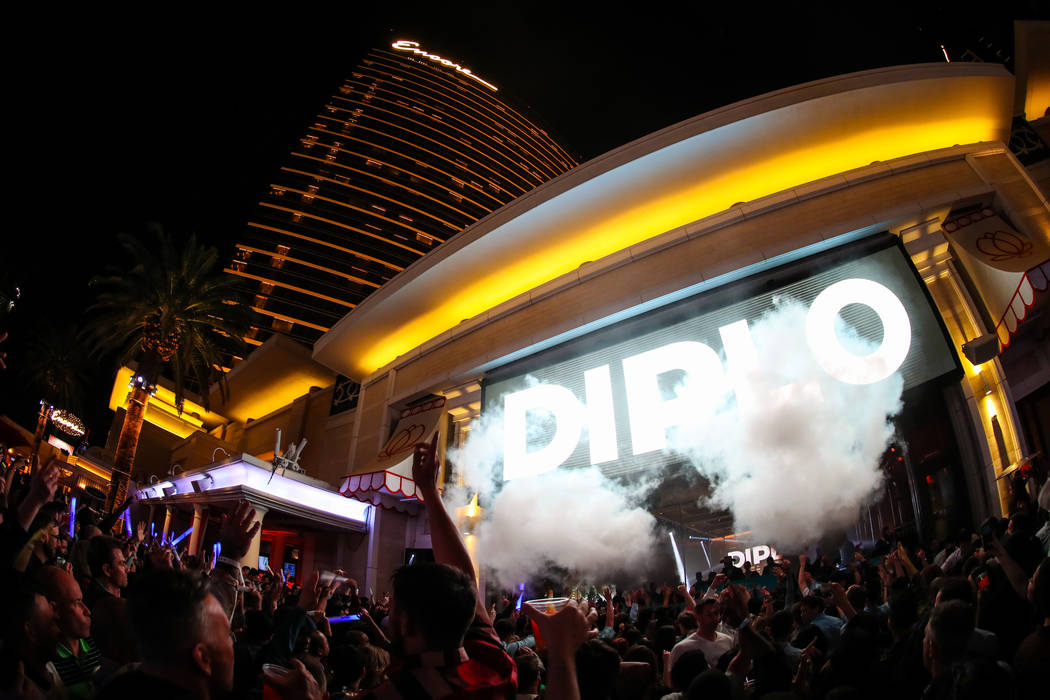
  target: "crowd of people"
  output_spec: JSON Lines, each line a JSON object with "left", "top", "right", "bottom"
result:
{"left": 1, "top": 438, "right": 1048, "bottom": 699}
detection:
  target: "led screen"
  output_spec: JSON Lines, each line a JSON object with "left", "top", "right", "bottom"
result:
{"left": 482, "top": 237, "right": 958, "bottom": 481}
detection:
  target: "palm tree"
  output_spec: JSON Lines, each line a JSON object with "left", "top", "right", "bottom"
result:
{"left": 86, "top": 225, "right": 250, "bottom": 511}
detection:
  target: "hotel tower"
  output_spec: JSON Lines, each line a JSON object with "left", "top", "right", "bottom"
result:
{"left": 227, "top": 41, "right": 578, "bottom": 351}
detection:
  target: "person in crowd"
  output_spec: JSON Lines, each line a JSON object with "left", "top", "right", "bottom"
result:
{"left": 263, "top": 433, "right": 516, "bottom": 699}
{"left": 799, "top": 594, "right": 843, "bottom": 649}
{"left": 39, "top": 565, "right": 101, "bottom": 699}
{"left": 922, "top": 600, "right": 976, "bottom": 699}
{"left": 2, "top": 587, "right": 64, "bottom": 698}
{"left": 513, "top": 652, "right": 542, "bottom": 700}
{"left": 668, "top": 598, "right": 734, "bottom": 669}
{"left": 495, "top": 616, "right": 536, "bottom": 656}
{"left": 84, "top": 535, "right": 127, "bottom": 610}
{"left": 1012, "top": 556, "right": 1049, "bottom": 697}
{"left": 96, "top": 567, "right": 237, "bottom": 699}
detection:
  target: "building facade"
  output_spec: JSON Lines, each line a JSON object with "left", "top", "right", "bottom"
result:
{"left": 227, "top": 41, "right": 577, "bottom": 349}
{"left": 314, "top": 59, "right": 1050, "bottom": 591}
{"left": 115, "top": 38, "right": 1049, "bottom": 594}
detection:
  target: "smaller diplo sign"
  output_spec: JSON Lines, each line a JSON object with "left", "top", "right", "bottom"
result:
{"left": 727, "top": 545, "right": 777, "bottom": 568}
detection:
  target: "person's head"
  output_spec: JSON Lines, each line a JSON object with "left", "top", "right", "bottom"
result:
{"left": 87, "top": 535, "right": 128, "bottom": 590}
{"left": 127, "top": 568, "right": 234, "bottom": 696}
{"left": 30, "top": 513, "right": 59, "bottom": 560}
{"left": 515, "top": 652, "right": 543, "bottom": 694}
{"left": 799, "top": 595, "right": 825, "bottom": 624}
{"left": 360, "top": 643, "right": 390, "bottom": 689}
{"left": 675, "top": 609, "right": 698, "bottom": 636}
{"left": 696, "top": 598, "right": 721, "bottom": 634}
{"left": 389, "top": 562, "right": 475, "bottom": 652}
{"left": 494, "top": 617, "right": 515, "bottom": 642}
{"left": 329, "top": 644, "right": 367, "bottom": 693}
{"left": 686, "top": 669, "right": 732, "bottom": 700}
{"left": 575, "top": 639, "right": 619, "bottom": 700}
{"left": 923, "top": 600, "right": 974, "bottom": 676}
{"left": 7, "top": 587, "right": 61, "bottom": 657}
{"left": 845, "top": 585, "right": 866, "bottom": 613}
{"left": 670, "top": 649, "right": 709, "bottom": 691}
{"left": 38, "top": 566, "right": 91, "bottom": 641}
{"left": 307, "top": 629, "right": 329, "bottom": 659}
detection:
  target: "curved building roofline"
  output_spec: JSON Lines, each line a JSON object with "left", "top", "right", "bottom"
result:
{"left": 314, "top": 63, "right": 1015, "bottom": 381}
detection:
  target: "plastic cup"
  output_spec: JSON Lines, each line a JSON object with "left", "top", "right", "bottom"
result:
{"left": 262, "top": 664, "right": 289, "bottom": 700}
{"left": 524, "top": 597, "right": 570, "bottom": 652}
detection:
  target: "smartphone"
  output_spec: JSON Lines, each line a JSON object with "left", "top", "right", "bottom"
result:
{"left": 327, "top": 614, "right": 362, "bottom": 623}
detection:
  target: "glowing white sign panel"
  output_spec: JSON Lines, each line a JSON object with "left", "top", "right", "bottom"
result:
{"left": 728, "top": 545, "right": 776, "bottom": 568}
{"left": 391, "top": 40, "right": 498, "bottom": 91}
{"left": 501, "top": 278, "right": 911, "bottom": 480}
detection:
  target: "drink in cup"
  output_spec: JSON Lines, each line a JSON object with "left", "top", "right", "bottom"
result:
{"left": 524, "top": 597, "right": 569, "bottom": 652}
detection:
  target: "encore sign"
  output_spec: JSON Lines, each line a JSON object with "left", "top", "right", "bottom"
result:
{"left": 391, "top": 40, "right": 498, "bottom": 91}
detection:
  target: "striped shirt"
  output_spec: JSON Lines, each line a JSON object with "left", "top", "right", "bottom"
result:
{"left": 53, "top": 637, "right": 102, "bottom": 699}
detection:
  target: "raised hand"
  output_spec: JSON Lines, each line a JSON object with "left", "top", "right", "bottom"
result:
{"left": 28, "top": 457, "right": 58, "bottom": 505}
{"left": 218, "top": 500, "right": 261, "bottom": 560}
{"left": 262, "top": 659, "right": 322, "bottom": 700}
{"left": 411, "top": 431, "right": 441, "bottom": 491}
{"left": 524, "top": 599, "right": 591, "bottom": 655}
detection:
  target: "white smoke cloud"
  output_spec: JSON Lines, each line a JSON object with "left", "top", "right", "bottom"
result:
{"left": 446, "top": 295, "right": 903, "bottom": 582}
{"left": 668, "top": 299, "right": 902, "bottom": 550}
{"left": 445, "top": 380, "right": 659, "bottom": 588}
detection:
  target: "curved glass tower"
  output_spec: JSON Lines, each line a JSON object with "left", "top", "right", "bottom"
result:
{"left": 227, "top": 41, "right": 577, "bottom": 350}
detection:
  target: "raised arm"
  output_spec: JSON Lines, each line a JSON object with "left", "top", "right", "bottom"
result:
{"left": 413, "top": 432, "right": 489, "bottom": 624}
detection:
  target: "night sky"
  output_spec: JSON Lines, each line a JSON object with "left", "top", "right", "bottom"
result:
{"left": 2, "top": 3, "right": 1042, "bottom": 442}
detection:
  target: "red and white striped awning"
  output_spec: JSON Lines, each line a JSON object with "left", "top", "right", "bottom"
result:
{"left": 338, "top": 397, "right": 445, "bottom": 511}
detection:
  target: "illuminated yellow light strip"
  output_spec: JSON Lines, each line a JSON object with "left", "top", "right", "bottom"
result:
{"left": 313, "top": 113, "right": 529, "bottom": 197}
{"left": 281, "top": 165, "right": 459, "bottom": 234}
{"left": 334, "top": 86, "right": 561, "bottom": 181}
{"left": 259, "top": 202, "right": 425, "bottom": 257}
{"left": 336, "top": 83, "right": 564, "bottom": 179}
{"left": 365, "top": 55, "right": 573, "bottom": 172}
{"left": 322, "top": 69, "right": 1011, "bottom": 380}
{"left": 246, "top": 222, "right": 405, "bottom": 272}
{"left": 225, "top": 268, "right": 356, "bottom": 308}
{"left": 340, "top": 74, "right": 567, "bottom": 178}
{"left": 236, "top": 244, "right": 381, "bottom": 288}
{"left": 328, "top": 95, "right": 547, "bottom": 187}
{"left": 250, "top": 306, "right": 331, "bottom": 332}
{"left": 289, "top": 150, "right": 488, "bottom": 218}
{"left": 306, "top": 123, "right": 506, "bottom": 208}
{"left": 370, "top": 52, "right": 577, "bottom": 169}
{"left": 277, "top": 183, "right": 443, "bottom": 242}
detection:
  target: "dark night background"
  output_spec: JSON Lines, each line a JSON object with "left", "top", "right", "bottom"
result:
{"left": 2, "top": 2, "right": 1045, "bottom": 444}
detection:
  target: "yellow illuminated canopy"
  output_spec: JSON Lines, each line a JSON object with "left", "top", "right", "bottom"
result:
{"left": 314, "top": 63, "right": 1015, "bottom": 381}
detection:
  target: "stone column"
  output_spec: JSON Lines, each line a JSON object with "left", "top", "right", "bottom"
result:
{"left": 161, "top": 506, "right": 174, "bottom": 543}
{"left": 240, "top": 504, "right": 268, "bottom": 568}
{"left": 188, "top": 504, "right": 207, "bottom": 557}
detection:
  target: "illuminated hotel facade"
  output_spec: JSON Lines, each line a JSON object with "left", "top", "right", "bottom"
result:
{"left": 226, "top": 41, "right": 577, "bottom": 349}
{"left": 118, "top": 30, "right": 1049, "bottom": 592}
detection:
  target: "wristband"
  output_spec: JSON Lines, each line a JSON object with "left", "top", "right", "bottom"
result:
{"left": 217, "top": 555, "right": 243, "bottom": 568}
